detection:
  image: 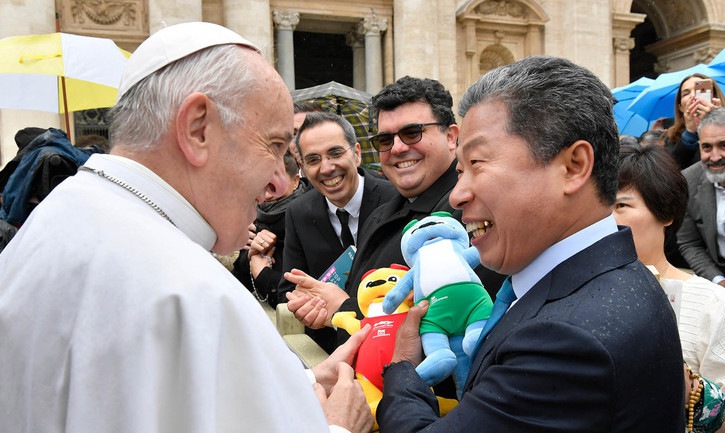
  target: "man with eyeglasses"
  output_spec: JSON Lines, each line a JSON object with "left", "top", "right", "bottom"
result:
{"left": 281, "top": 111, "right": 398, "bottom": 353}
{"left": 284, "top": 77, "right": 505, "bottom": 353}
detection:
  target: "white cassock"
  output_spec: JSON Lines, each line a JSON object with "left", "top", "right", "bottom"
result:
{"left": 0, "top": 154, "right": 330, "bottom": 433}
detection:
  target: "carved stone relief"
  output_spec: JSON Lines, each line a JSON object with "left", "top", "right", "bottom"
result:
{"left": 479, "top": 44, "right": 515, "bottom": 73}
{"left": 57, "top": 0, "right": 148, "bottom": 39}
{"left": 475, "top": 0, "right": 528, "bottom": 19}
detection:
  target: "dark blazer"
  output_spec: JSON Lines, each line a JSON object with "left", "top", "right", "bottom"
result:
{"left": 378, "top": 227, "right": 685, "bottom": 433}
{"left": 280, "top": 169, "right": 397, "bottom": 353}
{"left": 678, "top": 162, "right": 725, "bottom": 280}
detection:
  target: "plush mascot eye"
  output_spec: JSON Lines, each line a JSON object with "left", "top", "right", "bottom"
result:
{"left": 388, "top": 276, "right": 398, "bottom": 283}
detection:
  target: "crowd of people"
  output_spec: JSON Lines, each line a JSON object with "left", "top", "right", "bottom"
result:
{"left": 1, "top": 20, "right": 724, "bottom": 433}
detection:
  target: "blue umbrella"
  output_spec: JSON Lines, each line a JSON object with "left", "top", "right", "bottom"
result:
{"left": 612, "top": 77, "right": 654, "bottom": 136}
{"left": 709, "top": 48, "right": 725, "bottom": 71}
{"left": 615, "top": 110, "right": 650, "bottom": 137}
{"left": 627, "top": 63, "right": 725, "bottom": 122}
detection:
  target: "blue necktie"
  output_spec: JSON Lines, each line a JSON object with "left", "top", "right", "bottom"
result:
{"left": 473, "top": 277, "right": 517, "bottom": 353}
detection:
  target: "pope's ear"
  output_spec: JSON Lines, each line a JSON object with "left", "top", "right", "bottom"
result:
{"left": 176, "top": 92, "right": 213, "bottom": 167}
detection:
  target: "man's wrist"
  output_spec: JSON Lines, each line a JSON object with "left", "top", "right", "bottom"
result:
{"left": 382, "top": 360, "right": 412, "bottom": 376}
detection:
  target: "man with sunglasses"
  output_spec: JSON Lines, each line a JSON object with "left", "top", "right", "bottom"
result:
{"left": 284, "top": 77, "right": 505, "bottom": 352}
{"left": 281, "top": 111, "right": 397, "bottom": 353}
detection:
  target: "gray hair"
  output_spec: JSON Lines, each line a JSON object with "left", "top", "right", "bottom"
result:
{"left": 294, "top": 111, "right": 357, "bottom": 155}
{"left": 459, "top": 56, "right": 620, "bottom": 205}
{"left": 698, "top": 107, "right": 725, "bottom": 134}
{"left": 109, "top": 44, "right": 257, "bottom": 151}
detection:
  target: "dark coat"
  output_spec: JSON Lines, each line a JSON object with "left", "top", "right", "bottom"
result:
{"left": 233, "top": 182, "right": 307, "bottom": 308}
{"left": 678, "top": 162, "right": 725, "bottom": 280}
{"left": 280, "top": 169, "right": 398, "bottom": 353}
{"left": 377, "top": 227, "right": 685, "bottom": 433}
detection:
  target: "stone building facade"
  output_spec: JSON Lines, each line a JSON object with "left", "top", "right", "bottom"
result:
{"left": 1, "top": 0, "right": 724, "bottom": 165}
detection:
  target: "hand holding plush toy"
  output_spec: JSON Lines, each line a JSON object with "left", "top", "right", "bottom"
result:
{"left": 332, "top": 265, "right": 412, "bottom": 430}
{"left": 382, "top": 211, "right": 493, "bottom": 397}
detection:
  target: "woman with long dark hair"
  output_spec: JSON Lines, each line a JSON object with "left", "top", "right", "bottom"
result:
{"left": 663, "top": 73, "right": 723, "bottom": 169}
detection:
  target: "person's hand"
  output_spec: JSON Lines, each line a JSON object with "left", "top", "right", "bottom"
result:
{"left": 243, "top": 223, "right": 256, "bottom": 251}
{"left": 284, "top": 269, "right": 350, "bottom": 327}
{"left": 685, "top": 95, "right": 721, "bottom": 133}
{"left": 391, "top": 300, "right": 429, "bottom": 366}
{"left": 683, "top": 363, "right": 694, "bottom": 402}
{"left": 684, "top": 96, "right": 701, "bottom": 133}
{"left": 249, "top": 251, "right": 274, "bottom": 278}
{"left": 312, "top": 324, "right": 371, "bottom": 393}
{"left": 285, "top": 290, "right": 329, "bottom": 329}
{"left": 718, "top": 280, "right": 725, "bottom": 288}
{"left": 250, "top": 229, "right": 276, "bottom": 256}
{"left": 314, "top": 362, "right": 373, "bottom": 433}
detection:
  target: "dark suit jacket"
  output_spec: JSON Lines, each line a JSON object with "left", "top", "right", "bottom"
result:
{"left": 280, "top": 169, "right": 397, "bottom": 353}
{"left": 678, "top": 162, "right": 725, "bottom": 280}
{"left": 378, "top": 227, "right": 685, "bottom": 433}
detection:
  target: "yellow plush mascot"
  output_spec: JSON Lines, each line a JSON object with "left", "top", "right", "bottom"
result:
{"left": 333, "top": 265, "right": 457, "bottom": 430}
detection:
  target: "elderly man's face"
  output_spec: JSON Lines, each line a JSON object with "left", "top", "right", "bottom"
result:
{"left": 207, "top": 57, "right": 293, "bottom": 254}
{"left": 297, "top": 121, "right": 361, "bottom": 208}
{"left": 377, "top": 101, "right": 457, "bottom": 198}
{"left": 699, "top": 122, "right": 725, "bottom": 185}
{"left": 450, "top": 100, "right": 563, "bottom": 275}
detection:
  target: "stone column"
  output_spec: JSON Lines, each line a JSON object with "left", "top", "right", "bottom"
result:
{"left": 384, "top": 24, "right": 394, "bottom": 85}
{"left": 611, "top": 12, "right": 646, "bottom": 88}
{"left": 526, "top": 24, "right": 544, "bottom": 57}
{"left": 361, "top": 12, "right": 388, "bottom": 95}
{"left": 613, "top": 37, "right": 635, "bottom": 86}
{"left": 347, "top": 26, "right": 366, "bottom": 91}
{"left": 224, "top": 0, "right": 273, "bottom": 63}
{"left": 463, "top": 18, "right": 478, "bottom": 87}
{"left": 148, "top": 0, "right": 202, "bottom": 34}
{"left": 272, "top": 10, "right": 299, "bottom": 90}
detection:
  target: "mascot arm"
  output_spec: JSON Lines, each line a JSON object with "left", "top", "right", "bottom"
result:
{"left": 382, "top": 271, "right": 413, "bottom": 314}
{"left": 331, "top": 311, "right": 361, "bottom": 335}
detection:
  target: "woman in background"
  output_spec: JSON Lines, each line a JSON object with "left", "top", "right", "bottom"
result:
{"left": 663, "top": 73, "right": 722, "bottom": 169}
{"left": 615, "top": 143, "right": 725, "bottom": 433}
{"left": 233, "top": 151, "right": 307, "bottom": 308}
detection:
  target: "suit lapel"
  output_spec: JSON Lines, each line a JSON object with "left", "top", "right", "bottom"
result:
{"left": 359, "top": 174, "right": 382, "bottom": 224}
{"left": 463, "top": 273, "right": 550, "bottom": 390}
{"left": 308, "top": 190, "right": 342, "bottom": 249}
{"left": 695, "top": 175, "right": 718, "bottom": 260}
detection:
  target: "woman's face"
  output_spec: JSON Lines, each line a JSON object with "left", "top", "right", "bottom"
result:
{"left": 678, "top": 76, "right": 712, "bottom": 113}
{"left": 613, "top": 187, "right": 669, "bottom": 264}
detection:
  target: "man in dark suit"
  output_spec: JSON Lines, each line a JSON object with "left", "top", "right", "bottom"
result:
{"left": 678, "top": 108, "right": 725, "bottom": 285}
{"left": 281, "top": 111, "right": 397, "bottom": 353}
{"left": 376, "top": 56, "right": 684, "bottom": 432}
{"left": 283, "top": 77, "right": 505, "bottom": 349}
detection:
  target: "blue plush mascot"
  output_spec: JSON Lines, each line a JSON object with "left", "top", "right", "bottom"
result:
{"left": 383, "top": 211, "right": 493, "bottom": 397}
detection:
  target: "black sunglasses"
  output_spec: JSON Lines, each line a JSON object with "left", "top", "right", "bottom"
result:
{"left": 371, "top": 122, "right": 444, "bottom": 152}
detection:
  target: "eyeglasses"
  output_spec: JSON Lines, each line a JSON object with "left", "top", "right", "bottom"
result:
{"left": 371, "top": 122, "right": 445, "bottom": 152}
{"left": 303, "top": 145, "right": 354, "bottom": 167}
